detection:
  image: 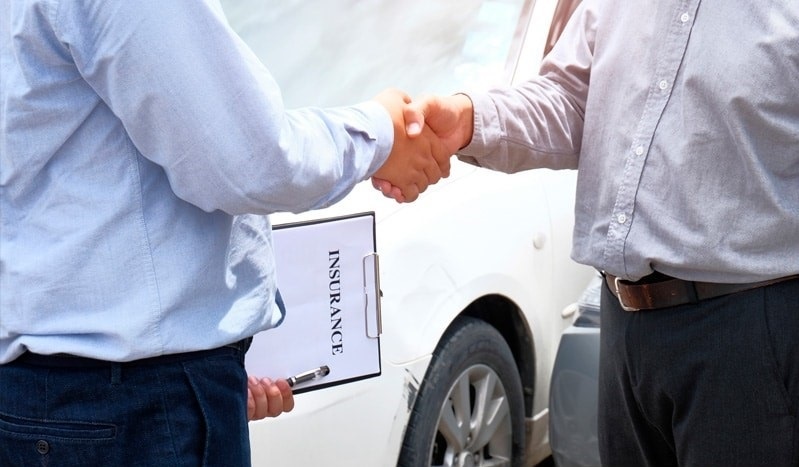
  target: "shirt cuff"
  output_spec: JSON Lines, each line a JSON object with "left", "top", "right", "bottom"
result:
{"left": 455, "top": 91, "right": 500, "bottom": 164}
{"left": 352, "top": 100, "right": 394, "bottom": 178}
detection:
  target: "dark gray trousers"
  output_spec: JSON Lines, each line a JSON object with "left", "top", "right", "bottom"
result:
{"left": 598, "top": 276, "right": 799, "bottom": 466}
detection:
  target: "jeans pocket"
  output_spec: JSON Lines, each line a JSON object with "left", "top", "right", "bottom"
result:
{"left": 762, "top": 279, "right": 799, "bottom": 416}
{"left": 0, "top": 412, "right": 116, "bottom": 467}
{"left": 182, "top": 356, "right": 250, "bottom": 467}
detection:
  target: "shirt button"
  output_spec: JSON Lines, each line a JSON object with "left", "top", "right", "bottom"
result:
{"left": 680, "top": 13, "right": 690, "bottom": 22}
{"left": 617, "top": 213, "right": 627, "bottom": 224}
{"left": 634, "top": 146, "right": 644, "bottom": 156}
{"left": 36, "top": 440, "right": 50, "bottom": 455}
{"left": 658, "top": 80, "right": 669, "bottom": 90}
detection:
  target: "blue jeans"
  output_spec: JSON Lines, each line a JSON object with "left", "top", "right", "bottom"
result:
{"left": 0, "top": 342, "right": 251, "bottom": 466}
{"left": 598, "top": 276, "right": 799, "bottom": 466}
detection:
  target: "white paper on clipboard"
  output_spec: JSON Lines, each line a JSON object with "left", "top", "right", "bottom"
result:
{"left": 244, "top": 212, "right": 382, "bottom": 393}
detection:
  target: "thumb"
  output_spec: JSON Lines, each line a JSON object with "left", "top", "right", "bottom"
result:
{"left": 403, "top": 102, "right": 425, "bottom": 137}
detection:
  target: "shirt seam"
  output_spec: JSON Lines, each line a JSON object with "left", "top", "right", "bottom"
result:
{"left": 130, "top": 148, "right": 166, "bottom": 354}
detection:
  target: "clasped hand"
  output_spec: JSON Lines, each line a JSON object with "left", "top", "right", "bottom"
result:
{"left": 247, "top": 376, "right": 294, "bottom": 421}
{"left": 371, "top": 90, "right": 473, "bottom": 202}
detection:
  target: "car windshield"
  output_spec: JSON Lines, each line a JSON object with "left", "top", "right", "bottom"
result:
{"left": 220, "top": 0, "right": 532, "bottom": 107}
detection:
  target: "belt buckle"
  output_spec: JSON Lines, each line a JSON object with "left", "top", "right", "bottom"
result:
{"left": 614, "top": 276, "right": 640, "bottom": 312}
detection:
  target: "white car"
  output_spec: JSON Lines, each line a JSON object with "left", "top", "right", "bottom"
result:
{"left": 220, "top": 0, "right": 590, "bottom": 465}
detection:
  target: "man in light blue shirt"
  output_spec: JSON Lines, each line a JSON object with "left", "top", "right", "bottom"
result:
{"left": 0, "top": 0, "right": 448, "bottom": 464}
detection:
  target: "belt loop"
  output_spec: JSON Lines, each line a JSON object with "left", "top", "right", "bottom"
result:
{"left": 111, "top": 363, "right": 122, "bottom": 385}
{"left": 239, "top": 337, "right": 253, "bottom": 365}
{"left": 686, "top": 280, "right": 699, "bottom": 303}
{"left": 225, "top": 337, "right": 253, "bottom": 365}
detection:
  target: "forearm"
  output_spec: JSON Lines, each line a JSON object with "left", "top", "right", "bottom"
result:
{"left": 66, "top": 0, "right": 392, "bottom": 215}
{"left": 458, "top": 78, "right": 583, "bottom": 173}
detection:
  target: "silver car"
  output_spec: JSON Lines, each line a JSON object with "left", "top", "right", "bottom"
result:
{"left": 549, "top": 273, "right": 602, "bottom": 467}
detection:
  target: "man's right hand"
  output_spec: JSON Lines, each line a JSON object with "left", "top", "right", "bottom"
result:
{"left": 371, "top": 89, "right": 454, "bottom": 202}
{"left": 412, "top": 93, "right": 475, "bottom": 154}
{"left": 247, "top": 376, "right": 294, "bottom": 421}
{"left": 371, "top": 92, "right": 475, "bottom": 202}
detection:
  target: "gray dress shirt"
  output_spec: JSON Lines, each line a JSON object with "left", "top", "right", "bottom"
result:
{"left": 460, "top": 0, "right": 799, "bottom": 282}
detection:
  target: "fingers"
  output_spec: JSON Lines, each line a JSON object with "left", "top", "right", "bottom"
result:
{"left": 247, "top": 376, "right": 295, "bottom": 421}
{"left": 247, "top": 376, "right": 268, "bottom": 421}
{"left": 402, "top": 183, "right": 421, "bottom": 203}
{"left": 388, "top": 185, "right": 406, "bottom": 202}
{"left": 371, "top": 178, "right": 406, "bottom": 203}
{"left": 370, "top": 130, "right": 443, "bottom": 203}
{"left": 420, "top": 144, "right": 443, "bottom": 188}
{"left": 263, "top": 378, "right": 284, "bottom": 417}
{"left": 274, "top": 379, "right": 295, "bottom": 413}
{"left": 247, "top": 386, "right": 255, "bottom": 420}
{"left": 420, "top": 124, "right": 450, "bottom": 180}
{"left": 399, "top": 126, "right": 446, "bottom": 202}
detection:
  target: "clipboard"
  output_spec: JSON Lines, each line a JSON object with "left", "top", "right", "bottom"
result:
{"left": 244, "top": 212, "right": 382, "bottom": 393}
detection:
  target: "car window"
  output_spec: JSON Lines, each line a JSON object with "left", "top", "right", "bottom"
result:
{"left": 220, "top": 0, "right": 533, "bottom": 107}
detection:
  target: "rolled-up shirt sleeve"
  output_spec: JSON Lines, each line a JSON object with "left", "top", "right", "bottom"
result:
{"left": 56, "top": 0, "right": 392, "bottom": 215}
{"left": 457, "top": 0, "right": 596, "bottom": 173}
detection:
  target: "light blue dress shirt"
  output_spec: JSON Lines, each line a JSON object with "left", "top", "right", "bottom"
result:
{"left": 0, "top": 0, "right": 393, "bottom": 363}
{"left": 460, "top": 0, "right": 799, "bottom": 283}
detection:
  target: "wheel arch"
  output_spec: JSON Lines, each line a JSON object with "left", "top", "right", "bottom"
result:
{"left": 458, "top": 294, "right": 537, "bottom": 419}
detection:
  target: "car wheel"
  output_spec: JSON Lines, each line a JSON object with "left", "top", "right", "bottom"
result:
{"left": 398, "top": 316, "right": 525, "bottom": 467}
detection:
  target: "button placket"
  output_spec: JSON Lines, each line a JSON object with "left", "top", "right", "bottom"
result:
{"left": 602, "top": 0, "right": 702, "bottom": 274}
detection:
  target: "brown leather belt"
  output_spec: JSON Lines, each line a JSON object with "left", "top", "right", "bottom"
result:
{"left": 605, "top": 273, "right": 799, "bottom": 311}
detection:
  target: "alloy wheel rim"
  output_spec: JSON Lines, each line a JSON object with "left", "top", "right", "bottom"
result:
{"left": 429, "top": 364, "right": 513, "bottom": 467}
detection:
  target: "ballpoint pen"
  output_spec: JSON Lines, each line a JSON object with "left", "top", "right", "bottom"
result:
{"left": 287, "top": 365, "right": 330, "bottom": 387}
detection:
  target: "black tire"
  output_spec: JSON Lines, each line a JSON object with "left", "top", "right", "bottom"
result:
{"left": 398, "top": 316, "right": 525, "bottom": 467}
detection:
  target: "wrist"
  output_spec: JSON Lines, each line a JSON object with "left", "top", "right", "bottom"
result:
{"left": 452, "top": 93, "right": 475, "bottom": 149}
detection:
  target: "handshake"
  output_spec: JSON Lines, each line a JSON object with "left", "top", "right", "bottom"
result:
{"left": 370, "top": 88, "right": 474, "bottom": 203}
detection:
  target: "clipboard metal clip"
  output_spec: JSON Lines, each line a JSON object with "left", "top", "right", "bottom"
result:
{"left": 362, "top": 252, "right": 382, "bottom": 339}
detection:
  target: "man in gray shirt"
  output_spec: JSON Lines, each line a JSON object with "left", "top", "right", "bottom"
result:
{"left": 377, "top": 0, "right": 799, "bottom": 465}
